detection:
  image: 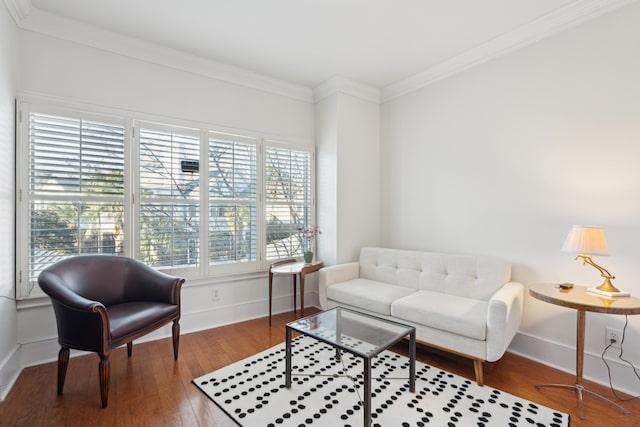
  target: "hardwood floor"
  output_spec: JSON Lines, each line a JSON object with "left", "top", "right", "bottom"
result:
{"left": 1, "top": 308, "right": 639, "bottom": 426}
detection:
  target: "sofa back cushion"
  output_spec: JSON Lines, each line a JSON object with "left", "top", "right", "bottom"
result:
{"left": 359, "top": 247, "right": 511, "bottom": 301}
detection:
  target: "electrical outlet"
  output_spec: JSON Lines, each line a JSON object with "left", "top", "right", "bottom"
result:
{"left": 211, "top": 288, "right": 220, "bottom": 302}
{"left": 606, "top": 327, "right": 622, "bottom": 348}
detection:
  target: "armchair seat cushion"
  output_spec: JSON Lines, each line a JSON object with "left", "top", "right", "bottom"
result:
{"left": 326, "top": 278, "right": 416, "bottom": 316}
{"left": 107, "top": 302, "right": 179, "bottom": 342}
{"left": 391, "top": 291, "right": 488, "bottom": 340}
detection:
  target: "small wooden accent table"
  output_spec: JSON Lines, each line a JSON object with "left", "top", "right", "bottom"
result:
{"left": 529, "top": 283, "right": 640, "bottom": 419}
{"left": 268, "top": 259, "right": 323, "bottom": 326}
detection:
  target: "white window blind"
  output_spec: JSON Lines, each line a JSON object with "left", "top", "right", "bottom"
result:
{"left": 208, "top": 133, "right": 258, "bottom": 265}
{"left": 138, "top": 124, "right": 201, "bottom": 269}
{"left": 265, "top": 145, "right": 312, "bottom": 260}
{"left": 27, "top": 111, "right": 125, "bottom": 283}
{"left": 17, "top": 98, "right": 315, "bottom": 299}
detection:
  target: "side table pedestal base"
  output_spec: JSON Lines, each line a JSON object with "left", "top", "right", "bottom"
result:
{"left": 535, "top": 382, "right": 630, "bottom": 420}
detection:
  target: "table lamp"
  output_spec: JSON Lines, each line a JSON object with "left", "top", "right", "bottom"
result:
{"left": 561, "top": 225, "right": 625, "bottom": 296}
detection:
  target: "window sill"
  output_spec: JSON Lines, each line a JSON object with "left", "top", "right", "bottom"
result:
{"left": 17, "top": 269, "right": 271, "bottom": 310}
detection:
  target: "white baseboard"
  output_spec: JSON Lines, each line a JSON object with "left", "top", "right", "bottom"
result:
{"left": 0, "top": 344, "right": 20, "bottom": 401}
{"left": 508, "top": 331, "right": 639, "bottom": 396}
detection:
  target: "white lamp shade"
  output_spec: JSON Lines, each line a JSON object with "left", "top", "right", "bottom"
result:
{"left": 561, "top": 225, "right": 610, "bottom": 256}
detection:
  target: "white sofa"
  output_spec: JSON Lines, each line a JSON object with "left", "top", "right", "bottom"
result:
{"left": 318, "top": 247, "right": 524, "bottom": 385}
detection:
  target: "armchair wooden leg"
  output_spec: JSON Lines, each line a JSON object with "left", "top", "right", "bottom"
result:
{"left": 98, "top": 353, "right": 110, "bottom": 408}
{"left": 172, "top": 319, "right": 180, "bottom": 360}
{"left": 127, "top": 342, "right": 133, "bottom": 357}
{"left": 473, "top": 359, "right": 484, "bottom": 386}
{"left": 57, "top": 347, "right": 70, "bottom": 395}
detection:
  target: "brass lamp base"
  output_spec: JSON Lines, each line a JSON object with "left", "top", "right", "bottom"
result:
{"left": 596, "top": 277, "right": 621, "bottom": 294}
{"left": 576, "top": 254, "right": 621, "bottom": 292}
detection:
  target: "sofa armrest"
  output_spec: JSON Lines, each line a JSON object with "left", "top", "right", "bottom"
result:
{"left": 318, "top": 262, "right": 360, "bottom": 309}
{"left": 485, "top": 281, "right": 525, "bottom": 361}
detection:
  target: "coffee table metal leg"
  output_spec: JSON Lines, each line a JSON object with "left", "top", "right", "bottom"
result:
{"left": 409, "top": 330, "right": 416, "bottom": 392}
{"left": 285, "top": 326, "right": 292, "bottom": 388}
{"left": 364, "top": 357, "right": 371, "bottom": 425}
{"left": 336, "top": 307, "right": 342, "bottom": 362}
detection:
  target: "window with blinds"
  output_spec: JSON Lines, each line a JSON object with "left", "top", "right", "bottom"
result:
{"left": 209, "top": 133, "right": 258, "bottom": 265}
{"left": 16, "top": 99, "right": 315, "bottom": 299}
{"left": 265, "top": 145, "right": 312, "bottom": 260}
{"left": 138, "top": 124, "right": 200, "bottom": 268}
{"left": 26, "top": 111, "right": 125, "bottom": 282}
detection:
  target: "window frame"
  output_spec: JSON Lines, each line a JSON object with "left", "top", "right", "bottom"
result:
{"left": 133, "top": 120, "right": 204, "bottom": 278}
{"left": 16, "top": 101, "right": 133, "bottom": 299}
{"left": 15, "top": 95, "right": 315, "bottom": 300}
{"left": 207, "top": 131, "right": 262, "bottom": 275}
{"left": 264, "top": 140, "right": 315, "bottom": 261}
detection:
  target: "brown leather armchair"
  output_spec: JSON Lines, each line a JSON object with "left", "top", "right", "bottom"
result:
{"left": 38, "top": 255, "right": 185, "bottom": 408}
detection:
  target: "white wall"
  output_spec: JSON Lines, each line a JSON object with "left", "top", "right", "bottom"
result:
{"left": 13, "top": 29, "right": 316, "bottom": 369}
{"left": 336, "top": 94, "right": 381, "bottom": 262}
{"left": 381, "top": 2, "right": 640, "bottom": 393}
{"left": 0, "top": 2, "right": 18, "bottom": 400}
{"left": 316, "top": 94, "right": 339, "bottom": 266}
{"left": 316, "top": 90, "right": 381, "bottom": 266}
{"left": 19, "top": 32, "right": 313, "bottom": 139}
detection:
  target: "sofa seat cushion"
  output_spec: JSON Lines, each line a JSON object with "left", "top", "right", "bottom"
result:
{"left": 326, "top": 278, "right": 416, "bottom": 316}
{"left": 107, "top": 302, "right": 178, "bottom": 341}
{"left": 391, "top": 290, "right": 488, "bottom": 340}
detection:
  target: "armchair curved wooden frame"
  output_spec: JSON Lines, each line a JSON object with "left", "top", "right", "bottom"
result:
{"left": 38, "top": 255, "right": 184, "bottom": 408}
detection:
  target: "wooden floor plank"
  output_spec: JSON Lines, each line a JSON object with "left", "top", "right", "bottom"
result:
{"left": 1, "top": 308, "right": 639, "bottom": 426}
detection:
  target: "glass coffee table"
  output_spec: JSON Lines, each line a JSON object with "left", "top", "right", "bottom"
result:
{"left": 285, "top": 307, "right": 416, "bottom": 425}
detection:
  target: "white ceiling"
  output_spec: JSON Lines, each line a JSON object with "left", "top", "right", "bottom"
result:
{"left": 6, "top": 0, "right": 634, "bottom": 99}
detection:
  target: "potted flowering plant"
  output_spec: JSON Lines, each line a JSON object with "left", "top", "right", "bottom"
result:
{"left": 299, "top": 225, "right": 321, "bottom": 263}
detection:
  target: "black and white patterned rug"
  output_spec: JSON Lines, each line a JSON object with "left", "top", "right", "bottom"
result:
{"left": 193, "top": 336, "right": 569, "bottom": 426}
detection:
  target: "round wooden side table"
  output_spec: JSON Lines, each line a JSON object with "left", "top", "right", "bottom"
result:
{"left": 529, "top": 283, "right": 640, "bottom": 419}
{"left": 268, "top": 259, "right": 323, "bottom": 326}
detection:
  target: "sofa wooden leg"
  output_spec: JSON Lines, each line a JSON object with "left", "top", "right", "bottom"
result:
{"left": 172, "top": 319, "right": 180, "bottom": 361}
{"left": 57, "top": 347, "right": 70, "bottom": 395}
{"left": 126, "top": 342, "right": 133, "bottom": 357}
{"left": 98, "top": 353, "right": 110, "bottom": 408}
{"left": 473, "top": 359, "right": 484, "bottom": 386}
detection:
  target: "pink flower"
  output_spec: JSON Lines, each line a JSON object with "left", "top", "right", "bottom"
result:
{"left": 299, "top": 225, "right": 321, "bottom": 243}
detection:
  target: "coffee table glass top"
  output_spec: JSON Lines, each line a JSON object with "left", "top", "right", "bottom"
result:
{"left": 286, "top": 307, "right": 415, "bottom": 358}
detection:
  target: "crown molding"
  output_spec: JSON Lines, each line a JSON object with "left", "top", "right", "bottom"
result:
{"left": 4, "top": 0, "right": 314, "bottom": 103}
{"left": 381, "top": 0, "right": 639, "bottom": 102}
{"left": 313, "top": 77, "right": 381, "bottom": 104}
{"left": 3, "top": 0, "right": 32, "bottom": 21}
{"left": 5, "top": 0, "right": 637, "bottom": 105}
